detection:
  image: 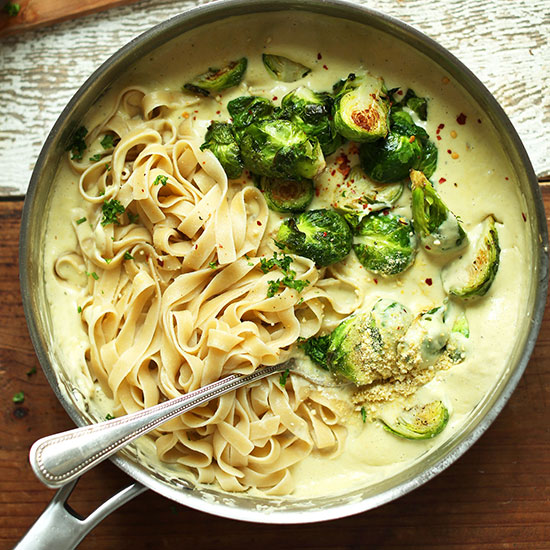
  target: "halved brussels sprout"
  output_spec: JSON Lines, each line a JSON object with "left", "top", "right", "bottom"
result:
{"left": 397, "top": 303, "right": 451, "bottom": 369}
{"left": 240, "top": 119, "right": 325, "bottom": 179}
{"left": 441, "top": 215, "right": 501, "bottom": 300}
{"left": 391, "top": 88, "right": 429, "bottom": 121}
{"left": 353, "top": 212, "right": 418, "bottom": 276}
{"left": 334, "top": 165, "right": 404, "bottom": 228}
{"left": 200, "top": 122, "right": 243, "bottom": 179}
{"left": 410, "top": 169, "right": 467, "bottom": 254}
{"left": 359, "top": 111, "right": 438, "bottom": 183}
{"left": 183, "top": 58, "right": 247, "bottom": 96}
{"left": 368, "top": 298, "right": 413, "bottom": 355}
{"left": 227, "top": 96, "right": 276, "bottom": 139}
{"left": 280, "top": 86, "right": 342, "bottom": 155}
{"left": 258, "top": 176, "right": 314, "bottom": 213}
{"left": 276, "top": 209, "right": 352, "bottom": 267}
{"left": 381, "top": 400, "right": 449, "bottom": 440}
{"left": 333, "top": 73, "right": 390, "bottom": 142}
{"left": 446, "top": 312, "right": 470, "bottom": 364}
{"left": 262, "top": 54, "right": 311, "bottom": 82}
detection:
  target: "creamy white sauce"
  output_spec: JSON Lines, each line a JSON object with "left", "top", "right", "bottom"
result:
{"left": 42, "top": 11, "right": 531, "bottom": 500}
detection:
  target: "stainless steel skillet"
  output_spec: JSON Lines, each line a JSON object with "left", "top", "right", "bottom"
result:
{"left": 17, "top": 0, "right": 549, "bottom": 547}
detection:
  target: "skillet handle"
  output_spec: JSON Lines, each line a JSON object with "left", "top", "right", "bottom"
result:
{"left": 14, "top": 478, "right": 147, "bottom": 550}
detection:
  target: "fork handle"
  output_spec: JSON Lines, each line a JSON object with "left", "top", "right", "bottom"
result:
{"left": 29, "top": 362, "right": 289, "bottom": 488}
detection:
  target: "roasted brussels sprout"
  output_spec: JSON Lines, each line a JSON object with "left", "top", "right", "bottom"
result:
{"left": 381, "top": 401, "right": 449, "bottom": 440}
{"left": 276, "top": 209, "right": 352, "bottom": 267}
{"left": 397, "top": 303, "right": 451, "bottom": 369}
{"left": 200, "top": 122, "right": 243, "bottom": 179}
{"left": 227, "top": 96, "right": 276, "bottom": 139}
{"left": 410, "top": 169, "right": 467, "bottom": 254}
{"left": 333, "top": 73, "right": 390, "bottom": 142}
{"left": 280, "top": 86, "right": 342, "bottom": 155}
{"left": 368, "top": 298, "right": 413, "bottom": 355}
{"left": 441, "top": 215, "right": 501, "bottom": 300}
{"left": 240, "top": 119, "right": 325, "bottom": 180}
{"left": 353, "top": 212, "right": 418, "bottom": 275}
{"left": 446, "top": 312, "right": 470, "bottom": 363}
{"left": 257, "top": 176, "right": 314, "bottom": 213}
{"left": 391, "top": 88, "right": 429, "bottom": 121}
{"left": 183, "top": 57, "right": 247, "bottom": 96}
{"left": 262, "top": 54, "right": 311, "bottom": 82}
{"left": 359, "top": 110, "right": 438, "bottom": 183}
{"left": 334, "top": 165, "right": 404, "bottom": 228}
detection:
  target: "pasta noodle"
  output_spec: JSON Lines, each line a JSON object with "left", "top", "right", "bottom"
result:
{"left": 55, "top": 88, "right": 358, "bottom": 494}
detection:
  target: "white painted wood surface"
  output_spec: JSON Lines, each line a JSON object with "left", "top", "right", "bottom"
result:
{"left": 0, "top": 0, "right": 548, "bottom": 196}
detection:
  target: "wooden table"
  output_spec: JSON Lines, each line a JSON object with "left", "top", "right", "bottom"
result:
{"left": 1, "top": 0, "right": 550, "bottom": 548}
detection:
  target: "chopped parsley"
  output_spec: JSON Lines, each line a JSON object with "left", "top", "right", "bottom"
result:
{"left": 124, "top": 251, "right": 134, "bottom": 260}
{"left": 361, "top": 407, "right": 367, "bottom": 423}
{"left": 279, "top": 369, "right": 290, "bottom": 387}
{"left": 4, "top": 2, "right": 21, "bottom": 17}
{"left": 101, "top": 199, "right": 125, "bottom": 226}
{"left": 90, "top": 272, "right": 99, "bottom": 280}
{"left": 89, "top": 153, "right": 102, "bottom": 162}
{"left": 127, "top": 211, "right": 139, "bottom": 224}
{"left": 66, "top": 126, "right": 88, "bottom": 161}
{"left": 26, "top": 367, "right": 37, "bottom": 377}
{"left": 13, "top": 391, "right": 25, "bottom": 404}
{"left": 105, "top": 163, "right": 111, "bottom": 171}
{"left": 105, "top": 413, "right": 115, "bottom": 420}
{"left": 104, "top": 258, "right": 112, "bottom": 264}
{"left": 153, "top": 175, "right": 168, "bottom": 186}
{"left": 260, "top": 252, "right": 310, "bottom": 298}
{"left": 208, "top": 261, "right": 218, "bottom": 269}
{"left": 100, "top": 134, "right": 115, "bottom": 149}
{"left": 76, "top": 216, "right": 87, "bottom": 225}
{"left": 77, "top": 306, "right": 82, "bottom": 313}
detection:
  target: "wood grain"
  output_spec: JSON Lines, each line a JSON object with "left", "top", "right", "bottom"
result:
{"left": 0, "top": 0, "right": 141, "bottom": 37}
{"left": 0, "top": 0, "right": 549, "bottom": 196}
{"left": 1, "top": 189, "right": 549, "bottom": 549}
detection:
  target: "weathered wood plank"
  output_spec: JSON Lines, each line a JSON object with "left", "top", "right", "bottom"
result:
{"left": 1, "top": 188, "right": 550, "bottom": 548}
{"left": 0, "top": 0, "right": 548, "bottom": 197}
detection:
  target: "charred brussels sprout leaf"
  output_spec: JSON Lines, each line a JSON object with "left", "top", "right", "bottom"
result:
{"left": 301, "top": 334, "right": 331, "bottom": 370}
{"left": 410, "top": 169, "right": 467, "bottom": 254}
{"left": 333, "top": 73, "right": 390, "bottom": 142}
{"left": 381, "top": 401, "right": 449, "bottom": 440}
{"left": 276, "top": 209, "right": 352, "bottom": 267}
{"left": 258, "top": 176, "right": 314, "bottom": 213}
{"left": 359, "top": 111, "right": 438, "bottom": 183}
{"left": 369, "top": 298, "right": 413, "bottom": 354}
{"left": 441, "top": 215, "right": 501, "bottom": 299}
{"left": 240, "top": 119, "right": 325, "bottom": 179}
{"left": 280, "top": 86, "right": 342, "bottom": 155}
{"left": 227, "top": 96, "right": 276, "bottom": 139}
{"left": 200, "top": 122, "right": 243, "bottom": 179}
{"left": 334, "top": 165, "right": 404, "bottom": 228}
{"left": 398, "top": 302, "right": 451, "bottom": 369}
{"left": 353, "top": 212, "right": 418, "bottom": 275}
{"left": 262, "top": 54, "right": 312, "bottom": 82}
{"left": 446, "top": 312, "right": 470, "bottom": 363}
{"left": 183, "top": 57, "right": 247, "bottom": 96}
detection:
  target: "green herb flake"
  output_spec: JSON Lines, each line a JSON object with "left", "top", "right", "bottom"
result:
{"left": 104, "top": 258, "right": 112, "bottom": 264}
{"left": 361, "top": 407, "right": 367, "bottom": 423}
{"left": 279, "top": 369, "right": 290, "bottom": 387}
{"left": 105, "top": 413, "right": 115, "bottom": 420}
{"left": 89, "top": 154, "right": 102, "bottom": 162}
{"left": 101, "top": 199, "right": 125, "bottom": 226}
{"left": 26, "top": 367, "right": 37, "bottom": 377}
{"left": 4, "top": 2, "right": 21, "bottom": 16}
{"left": 260, "top": 252, "right": 293, "bottom": 274}
{"left": 91, "top": 272, "right": 99, "bottom": 280}
{"left": 208, "top": 261, "right": 218, "bottom": 269}
{"left": 100, "top": 135, "right": 115, "bottom": 149}
{"left": 124, "top": 251, "right": 134, "bottom": 260}
{"left": 76, "top": 216, "right": 87, "bottom": 225}
{"left": 13, "top": 391, "right": 25, "bottom": 404}
{"left": 261, "top": 252, "right": 309, "bottom": 298}
{"left": 153, "top": 175, "right": 168, "bottom": 186}
{"left": 66, "top": 126, "right": 88, "bottom": 161}
{"left": 77, "top": 306, "right": 82, "bottom": 313}
{"left": 105, "top": 163, "right": 111, "bottom": 171}
{"left": 127, "top": 211, "right": 139, "bottom": 224}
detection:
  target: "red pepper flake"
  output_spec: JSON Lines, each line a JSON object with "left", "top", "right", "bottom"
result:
{"left": 436, "top": 123, "right": 445, "bottom": 134}
{"left": 322, "top": 231, "right": 328, "bottom": 237}
{"left": 216, "top": 110, "right": 221, "bottom": 115}
{"left": 436, "top": 136, "right": 442, "bottom": 141}
{"left": 425, "top": 245, "right": 431, "bottom": 250}
{"left": 447, "top": 149, "right": 452, "bottom": 154}
{"left": 409, "top": 135, "right": 416, "bottom": 143}
{"left": 257, "top": 220, "right": 262, "bottom": 226}
{"left": 317, "top": 52, "right": 322, "bottom": 60}
{"left": 157, "top": 258, "right": 164, "bottom": 267}
{"left": 456, "top": 113, "right": 467, "bottom": 125}
{"left": 522, "top": 212, "right": 527, "bottom": 222}
{"left": 323, "top": 64, "right": 328, "bottom": 70}
{"left": 272, "top": 96, "right": 278, "bottom": 101}
{"left": 425, "top": 278, "right": 433, "bottom": 286}
{"left": 439, "top": 177, "right": 446, "bottom": 184}
{"left": 397, "top": 89, "right": 403, "bottom": 96}
{"left": 505, "top": 177, "right": 509, "bottom": 181}
{"left": 194, "top": 244, "right": 198, "bottom": 250}
{"left": 331, "top": 169, "right": 336, "bottom": 177}
{"left": 477, "top": 118, "right": 482, "bottom": 124}
{"left": 373, "top": 278, "right": 378, "bottom": 284}
{"left": 315, "top": 188, "right": 320, "bottom": 197}
{"left": 383, "top": 209, "right": 390, "bottom": 216}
